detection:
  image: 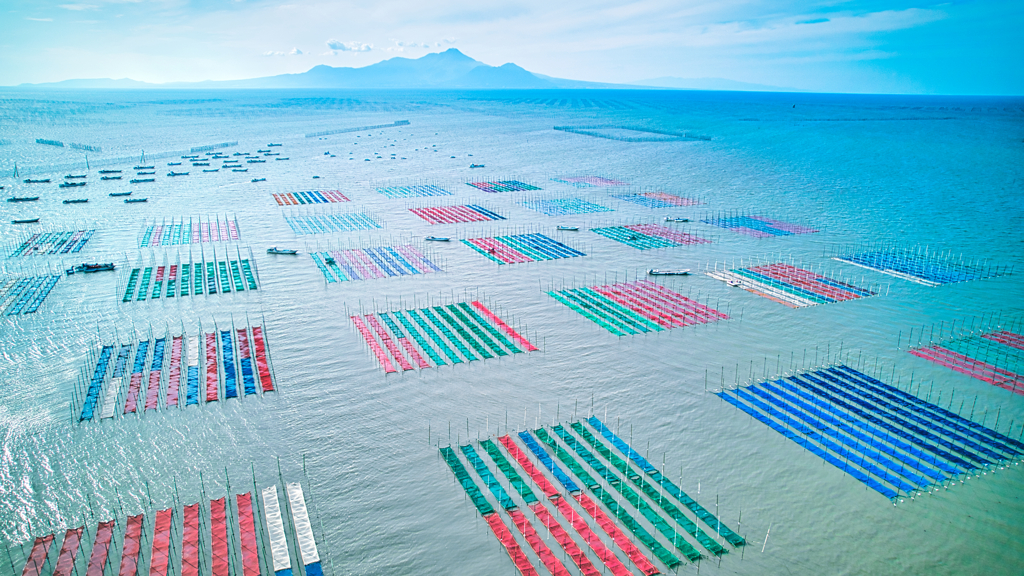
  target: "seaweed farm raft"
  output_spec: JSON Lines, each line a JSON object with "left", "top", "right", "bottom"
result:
{"left": 409, "top": 204, "right": 505, "bottom": 224}
{"left": 611, "top": 191, "right": 701, "bottom": 208}
{"left": 550, "top": 279, "right": 728, "bottom": 336}
{"left": 439, "top": 416, "right": 744, "bottom": 575}
{"left": 120, "top": 251, "right": 259, "bottom": 302}
{"left": 520, "top": 198, "right": 614, "bottom": 216}
{"left": 591, "top": 224, "right": 711, "bottom": 250}
{"left": 284, "top": 212, "right": 382, "bottom": 235}
{"left": 8, "top": 229, "right": 95, "bottom": 257}
{"left": 551, "top": 176, "right": 628, "bottom": 187}
{"left": 701, "top": 214, "right": 818, "bottom": 238}
{"left": 909, "top": 329, "right": 1024, "bottom": 395}
{"left": 76, "top": 322, "right": 275, "bottom": 422}
{"left": 462, "top": 233, "right": 584, "bottom": 264}
{"left": 0, "top": 274, "right": 61, "bottom": 315}
{"left": 376, "top": 184, "right": 451, "bottom": 198}
{"left": 311, "top": 245, "right": 442, "bottom": 283}
{"left": 715, "top": 365, "right": 1024, "bottom": 500}
{"left": 140, "top": 216, "right": 241, "bottom": 247}
{"left": 707, "top": 262, "right": 877, "bottom": 308}
{"left": 351, "top": 301, "right": 537, "bottom": 373}
{"left": 10, "top": 480, "right": 323, "bottom": 576}
{"left": 831, "top": 245, "right": 1011, "bottom": 286}
{"left": 466, "top": 180, "right": 541, "bottom": 193}
{"left": 274, "top": 190, "right": 350, "bottom": 205}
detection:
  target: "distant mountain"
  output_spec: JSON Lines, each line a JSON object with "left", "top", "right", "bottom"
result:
{"left": 634, "top": 76, "right": 802, "bottom": 92}
{"left": 20, "top": 77, "right": 156, "bottom": 89}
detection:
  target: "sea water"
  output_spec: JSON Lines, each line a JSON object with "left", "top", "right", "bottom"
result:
{"left": 0, "top": 89, "right": 1022, "bottom": 575}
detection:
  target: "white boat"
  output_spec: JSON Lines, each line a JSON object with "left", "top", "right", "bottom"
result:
{"left": 648, "top": 268, "right": 690, "bottom": 276}
{"left": 556, "top": 225, "right": 579, "bottom": 231}
{"left": 665, "top": 217, "right": 690, "bottom": 223}
{"left": 426, "top": 236, "right": 450, "bottom": 242}
{"left": 267, "top": 247, "right": 298, "bottom": 255}
{"left": 727, "top": 280, "right": 743, "bottom": 287}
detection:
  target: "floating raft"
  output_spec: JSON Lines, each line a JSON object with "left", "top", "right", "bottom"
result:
{"left": 311, "top": 245, "right": 441, "bottom": 283}
{"left": 409, "top": 204, "right": 505, "bottom": 224}
{"left": 909, "top": 330, "right": 1024, "bottom": 395}
{"left": 376, "top": 184, "right": 451, "bottom": 198}
{"left": 77, "top": 322, "right": 275, "bottom": 422}
{"left": 716, "top": 365, "right": 1023, "bottom": 500}
{"left": 284, "top": 213, "right": 382, "bottom": 235}
{"left": 462, "top": 233, "right": 584, "bottom": 265}
{"left": 707, "top": 263, "right": 877, "bottom": 308}
{"left": 140, "top": 216, "right": 240, "bottom": 247}
{"left": 121, "top": 254, "right": 259, "bottom": 302}
{"left": 520, "top": 198, "right": 614, "bottom": 216}
{"left": 351, "top": 301, "right": 536, "bottom": 373}
{"left": 273, "top": 190, "right": 350, "bottom": 205}
{"left": 549, "top": 279, "right": 728, "bottom": 336}
{"left": 833, "top": 245, "right": 1010, "bottom": 286}
{"left": 701, "top": 214, "right": 817, "bottom": 238}
{"left": 0, "top": 275, "right": 61, "bottom": 315}
{"left": 611, "top": 192, "right": 700, "bottom": 208}
{"left": 552, "top": 176, "right": 627, "bottom": 188}
{"left": 8, "top": 230, "right": 95, "bottom": 257}
{"left": 591, "top": 224, "right": 710, "bottom": 250}
{"left": 466, "top": 180, "right": 541, "bottom": 193}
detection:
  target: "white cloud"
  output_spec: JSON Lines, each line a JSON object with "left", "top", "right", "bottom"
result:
{"left": 262, "top": 51, "right": 285, "bottom": 57}
{"left": 325, "top": 39, "right": 373, "bottom": 53}
{"left": 59, "top": 4, "right": 98, "bottom": 10}
{"left": 289, "top": 47, "right": 303, "bottom": 55}
{"left": 25, "top": 17, "right": 53, "bottom": 21}
{"left": 442, "top": 37, "right": 456, "bottom": 44}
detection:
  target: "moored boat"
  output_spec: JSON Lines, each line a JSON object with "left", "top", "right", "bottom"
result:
{"left": 101, "top": 176, "right": 122, "bottom": 180}
{"left": 167, "top": 171, "right": 188, "bottom": 176}
{"left": 63, "top": 198, "right": 89, "bottom": 204}
{"left": 65, "top": 174, "right": 86, "bottom": 179}
{"left": 133, "top": 165, "right": 154, "bottom": 170}
{"left": 12, "top": 218, "right": 40, "bottom": 224}
{"left": 59, "top": 181, "right": 87, "bottom": 188}
{"left": 66, "top": 262, "right": 115, "bottom": 275}
{"left": 232, "top": 169, "right": 248, "bottom": 172}
{"left": 425, "top": 236, "right": 450, "bottom": 242}
{"left": 470, "top": 163, "right": 485, "bottom": 168}
{"left": 648, "top": 268, "right": 690, "bottom": 276}
{"left": 125, "top": 198, "right": 147, "bottom": 203}
{"left": 251, "top": 178, "right": 266, "bottom": 182}
{"left": 109, "top": 191, "right": 132, "bottom": 197}
{"left": 556, "top": 225, "right": 579, "bottom": 231}
{"left": 664, "top": 217, "right": 690, "bottom": 223}
{"left": 24, "top": 179, "right": 50, "bottom": 183}
{"left": 130, "top": 178, "right": 156, "bottom": 183}
{"left": 98, "top": 169, "right": 121, "bottom": 174}
{"left": 7, "top": 196, "right": 39, "bottom": 202}
{"left": 267, "top": 247, "right": 298, "bottom": 255}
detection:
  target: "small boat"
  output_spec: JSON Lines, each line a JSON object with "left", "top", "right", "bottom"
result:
{"left": 202, "top": 169, "right": 219, "bottom": 172}
{"left": 324, "top": 257, "right": 337, "bottom": 266}
{"left": 232, "top": 169, "right": 248, "bottom": 172}
{"left": 426, "top": 236, "right": 450, "bottom": 242}
{"left": 101, "top": 176, "right": 122, "bottom": 180}
{"left": 727, "top": 280, "right": 743, "bottom": 287}
{"left": 7, "top": 196, "right": 39, "bottom": 202}
{"left": 109, "top": 191, "right": 132, "bottom": 197}
{"left": 125, "top": 198, "right": 147, "bottom": 203}
{"left": 133, "top": 165, "right": 154, "bottom": 170}
{"left": 136, "top": 171, "right": 156, "bottom": 175}
{"left": 664, "top": 217, "right": 690, "bottom": 223}
{"left": 66, "top": 262, "right": 115, "bottom": 275}
{"left": 233, "top": 152, "right": 246, "bottom": 156}
{"left": 192, "top": 162, "right": 210, "bottom": 166}
{"left": 130, "top": 178, "right": 156, "bottom": 183}
{"left": 168, "top": 162, "right": 182, "bottom": 166}
{"left": 267, "top": 247, "right": 298, "bottom": 255}
{"left": 247, "top": 159, "right": 265, "bottom": 163}
{"left": 312, "top": 176, "right": 320, "bottom": 179}
{"left": 274, "top": 157, "right": 289, "bottom": 160}
{"left": 648, "top": 269, "right": 690, "bottom": 276}
{"left": 222, "top": 164, "right": 241, "bottom": 168}
{"left": 181, "top": 155, "right": 197, "bottom": 159}
{"left": 264, "top": 152, "right": 280, "bottom": 156}
{"left": 65, "top": 174, "right": 87, "bottom": 179}
{"left": 59, "top": 181, "right": 87, "bottom": 188}
{"left": 268, "top": 143, "right": 282, "bottom": 147}
{"left": 251, "top": 178, "right": 266, "bottom": 182}
{"left": 24, "top": 179, "right": 50, "bottom": 183}
{"left": 167, "top": 171, "right": 188, "bottom": 176}
{"left": 13, "top": 218, "right": 39, "bottom": 224}
{"left": 258, "top": 149, "right": 270, "bottom": 153}
{"left": 63, "top": 198, "right": 88, "bottom": 204}
{"left": 556, "top": 225, "right": 579, "bottom": 231}
{"left": 99, "top": 169, "right": 121, "bottom": 174}
{"left": 469, "top": 164, "right": 485, "bottom": 168}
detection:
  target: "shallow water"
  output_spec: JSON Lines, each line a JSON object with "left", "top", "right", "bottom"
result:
{"left": 1, "top": 89, "right": 1023, "bottom": 575}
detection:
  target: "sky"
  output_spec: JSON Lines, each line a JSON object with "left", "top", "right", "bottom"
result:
{"left": 1, "top": 0, "right": 1021, "bottom": 94}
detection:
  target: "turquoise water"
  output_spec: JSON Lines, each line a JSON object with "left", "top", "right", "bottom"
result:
{"left": 1, "top": 89, "right": 1022, "bottom": 575}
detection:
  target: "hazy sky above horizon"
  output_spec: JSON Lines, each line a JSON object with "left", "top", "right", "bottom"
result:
{"left": 2, "top": 0, "right": 1020, "bottom": 94}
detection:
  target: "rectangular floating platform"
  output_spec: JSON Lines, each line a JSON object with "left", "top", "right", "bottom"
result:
{"left": 9, "top": 229, "right": 95, "bottom": 257}
{"left": 311, "top": 245, "right": 441, "bottom": 283}
{"left": 549, "top": 279, "right": 728, "bottom": 336}
{"left": 139, "top": 216, "right": 240, "bottom": 247}
{"left": 701, "top": 215, "right": 817, "bottom": 238}
{"left": 274, "top": 190, "right": 350, "bottom": 205}
{"left": 351, "top": 301, "right": 536, "bottom": 373}
{"left": 409, "top": 204, "right": 505, "bottom": 224}
{"left": 611, "top": 192, "right": 700, "bottom": 208}
{"left": 909, "top": 331, "right": 1024, "bottom": 395}
{"left": 520, "top": 198, "right": 614, "bottom": 216}
{"left": 466, "top": 180, "right": 541, "bottom": 193}
{"left": 376, "top": 184, "right": 451, "bottom": 198}
{"left": 0, "top": 275, "right": 61, "bottom": 315}
{"left": 121, "top": 257, "right": 258, "bottom": 302}
{"left": 591, "top": 224, "right": 710, "bottom": 250}
{"left": 284, "top": 213, "right": 382, "bottom": 235}
{"left": 462, "top": 233, "right": 585, "bottom": 265}
{"left": 834, "top": 247, "right": 1009, "bottom": 286}
{"left": 552, "top": 176, "right": 628, "bottom": 188}
{"left": 716, "top": 365, "right": 1023, "bottom": 500}
{"left": 707, "top": 263, "right": 876, "bottom": 308}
